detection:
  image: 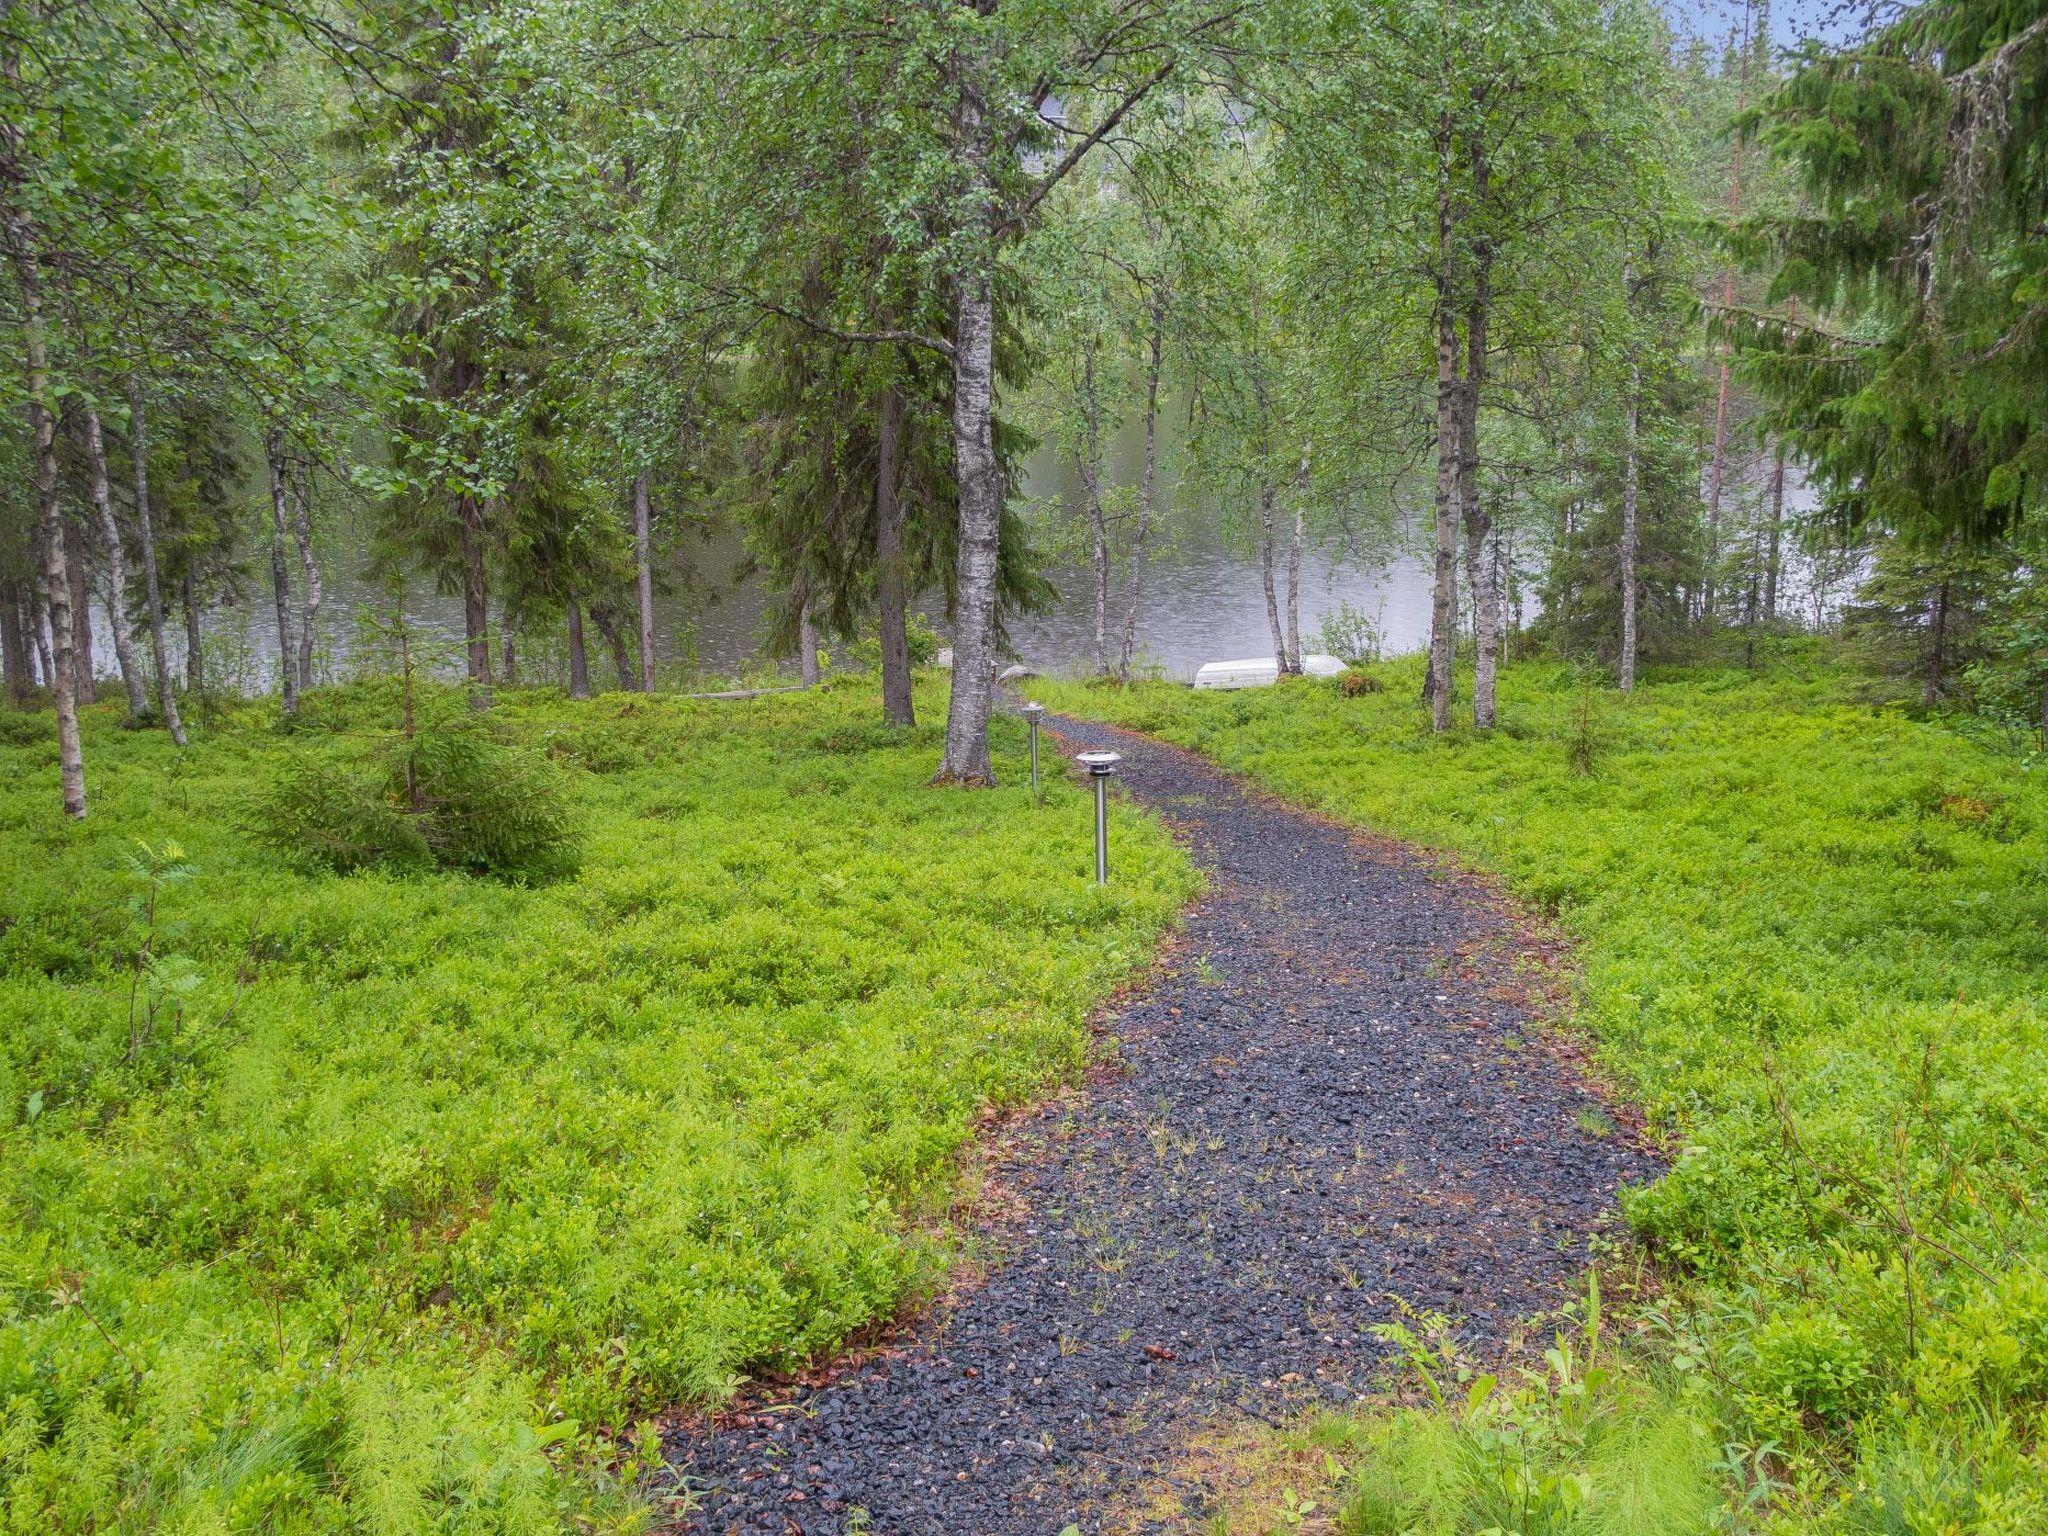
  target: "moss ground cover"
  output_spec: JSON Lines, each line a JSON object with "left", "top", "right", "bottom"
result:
{"left": 0, "top": 680, "right": 1193, "bottom": 1533}
{"left": 1034, "top": 648, "right": 2048, "bottom": 1531}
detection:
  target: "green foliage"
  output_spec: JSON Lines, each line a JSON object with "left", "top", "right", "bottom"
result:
{"left": 1319, "top": 603, "right": 1387, "bottom": 668}
{"left": 1036, "top": 651, "right": 2048, "bottom": 1530}
{"left": 0, "top": 683, "right": 1194, "bottom": 1533}
{"left": 250, "top": 691, "right": 579, "bottom": 880}
{"left": 1740, "top": 1, "right": 2048, "bottom": 546}
{"left": 1333, "top": 1289, "right": 1718, "bottom": 1536}
{"left": 251, "top": 749, "right": 432, "bottom": 872}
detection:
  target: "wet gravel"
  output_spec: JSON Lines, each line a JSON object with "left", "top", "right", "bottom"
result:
{"left": 669, "top": 715, "right": 1657, "bottom": 1534}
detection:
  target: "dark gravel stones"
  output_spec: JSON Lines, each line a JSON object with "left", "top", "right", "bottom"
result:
{"left": 668, "top": 716, "right": 1657, "bottom": 1534}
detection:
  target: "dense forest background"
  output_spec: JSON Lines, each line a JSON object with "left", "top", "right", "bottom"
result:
{"left": 4, "top": 0, "right": 2043, "bottom": 805}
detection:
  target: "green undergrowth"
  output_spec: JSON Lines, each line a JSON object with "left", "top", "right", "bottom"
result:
{"left": 0, "top": 677, "right": 1193, "bottom": 1533}
{"left": 1035, "top": 647, "right": 2048, "bottom": 1533}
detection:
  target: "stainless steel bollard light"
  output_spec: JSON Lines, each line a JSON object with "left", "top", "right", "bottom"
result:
{"left": 1022, "top": 701, "right": 1046, "bottom": 793}
{"left": 1075, "top": 750, "right": 1123, "bottom": 885}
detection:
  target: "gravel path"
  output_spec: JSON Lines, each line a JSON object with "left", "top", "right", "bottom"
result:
{"left": 669, "top": 715, "right": 1655, "bottom": 1534}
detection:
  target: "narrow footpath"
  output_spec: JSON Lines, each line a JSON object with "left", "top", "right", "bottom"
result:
{"left": 670, "top": 716, "right": 1655, "bottom": 1534}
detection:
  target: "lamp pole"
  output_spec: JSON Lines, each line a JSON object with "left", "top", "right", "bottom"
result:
{"left": 1076, "top": 750, "right": 1123, "bottom": 884}
{"left": 1022, "top": 701, "right": 1045, "bottom": 795}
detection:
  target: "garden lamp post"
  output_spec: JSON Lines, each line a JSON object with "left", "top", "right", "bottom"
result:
{"left": 1076, "top": 750, "right": 1123, "bottom": 885}
{"left": 1022, "top": 701, "right": 1045, "bottom": 793}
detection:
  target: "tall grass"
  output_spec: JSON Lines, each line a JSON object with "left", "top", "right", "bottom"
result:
{"left": 1036, "top": 646, "right": 2048, "bottom": 1531}
{"left": 0, "top": 679, "right": 1194, "bottom": 1532}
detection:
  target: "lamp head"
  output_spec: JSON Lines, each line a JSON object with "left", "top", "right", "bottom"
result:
{"left": 1076, "top": 750, "right": 1123, "bottom": 777}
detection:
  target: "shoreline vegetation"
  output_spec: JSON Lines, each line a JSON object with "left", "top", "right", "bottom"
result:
{"left": 0, "top": 675, "right": 1194, "bottom": 1531}
{"left": 1034, "top": 645, "right": 2048, "bottom": 1533}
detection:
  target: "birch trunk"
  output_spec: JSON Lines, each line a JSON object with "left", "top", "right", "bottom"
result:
{"left": 1461, "top": 146, "right": 1497, "bottom": 731}
{"left": 1117, "top": 310, "right": 1164, "bottom": 682}
{"left": 1426, "top": 302, "right": 1461, "bottom": 733}
{"left": 1077, "top": 349, "right": 1111, "bottom": 676}
{"left": 632, "top": 471, "right": 655, "bottom": 691}
{"left": 1285, "top": 440, "right": 1309, "bottom": 673}
{"left": 124, "top": 379, "right": 184, "bottom": 745}
{"left": 82, "top": 402, "right": 147, "bottom": 719}
{"left": 875, "top": 385, "right": 914, "bottom": 726}
{"left": 456, "top": 492, "right": 489, "bottom": 689}
{"left": 4, "top": 200, "right": 85, "bottom": 812}
{"left": 1763, "top": 438, "right": 1786, "bottom": 622}
{"left": 1703, "top": 55, "right": 1748, "bottom": 631}
{"left": 936, "top": 60, "right": 1001, "bottom": 786}
{"left": 33, "top": 582, "right": 54, "bottom": 692}
{"left": 182, "top": 566, "right": 203, "bottom": 695}
{"left": 500, "top": 620, "right": 516, "bottom": 684}
{"left": 1257, "top": 479, "right": 1287, "bottom": 668}
{"left": 1619, "top": 360, "right": 1642, "bottom": 694}
{"left": 565, "top": 599, "right": 591, "bottom": 699}
{"left": 263, "top": 430, "right": 298, "bottom": 718}
{"left": 289, "top": 461, "right": 321, "bottom": 692}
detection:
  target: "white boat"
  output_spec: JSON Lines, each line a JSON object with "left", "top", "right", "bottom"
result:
{"left": 1192, "top": 654, "right": 1347, "bottom": 690}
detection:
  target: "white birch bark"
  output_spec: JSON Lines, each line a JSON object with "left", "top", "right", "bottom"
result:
{"left": 81, "top": 401, "right": 147, "bottom": 719}
{"left": 263, "top": 429, "right": 298, "bottom": 718}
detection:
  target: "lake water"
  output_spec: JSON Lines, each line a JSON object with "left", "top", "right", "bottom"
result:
{"left": 105, "top": 416, "right": 1817, "bottom": 694}
{"left": 155, "top": 411, "right": 1443, "bottom": 692}
{"left": 172, "top": 518, "right": 1435, "bottom": 692}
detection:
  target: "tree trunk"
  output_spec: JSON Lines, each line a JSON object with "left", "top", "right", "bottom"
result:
{"left": 1461, "top": 143, "right": 1496, "bottom": 732}
{"left": 1285, "top": 440, "right": 1309, "bottom": 672}
{"left": 1427, "top": 299, "right": 1461, "bottom": 733}
{"left": 182, "top": 565, "right": 204, "bottom": 696}
{"left": 1257, "top": 479, "right": 1287, "bottom": 669}
{"left": 67, "top": 543, "right": 95, "bottom": 704}
{"left": 263, "top": 429, "right": 299, "bottom": 718}
{"left": 630, "top": 471, "right": 656, "bottom": 692}
{"left": 797, "top": 597, "right": 821, "bottom": 686}
{"left": 937, "top": 269, "right": 1002, "bottom": 785}
{"left": 1492, "top": 523, "right": 1511, "bottom": 663}
{"left": 1924, "top": 577, "right": 1950, "bottom": 709}
{"left": 1078, "top": 351, "right": 1111, "bottom": 676}
{"left": 1703, "top": 59, "right": 1748, "bottom": 632}
{"left": 1619, "top": 359, "right": 1642, "bottom": 694}
{"left": 32, "top": 582, "right": 54, "bottom": 691}
{"left": 456, "top": 492, "right": 489, "bottom": 689}
{"left": 1763, "top": 437, "right": 1786, "bottom": 622}
{"left": 290, "top": 459, "right": 321, "bottom": 692}
{"left": 125, "top": 380, "right": 184, "bottom": 745}
{"left": 565, "top": 599, "right": 591, "bottom": 699}
{"left": 936, "top": 62, "right": 1001, "bottom": 787}
{"left": 500, "top": 618, "right": 517, "bottom": 684}
{"left": 6, "top": 224, "right": 85, "bottom": 813}
{"left": 1704, "top": 347, "right": 1731, "bottom": 628}
{"left": 875, "top": 384, "right": 914, "bottom": 726}
{"left": 2, "top": 579, "right": 29, "bottom": 704}
{"left": 1117, "top": 308, "right": 1164, "bottom": 682}
{"left": 592, "top": 604, "right": 635, "bottom": 691}
{"left": 82, "top": 402, "right": 147, "bottom": 720}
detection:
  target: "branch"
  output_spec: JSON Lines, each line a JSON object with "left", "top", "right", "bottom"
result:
{"left": 706, "top": 284, "right": 954, "bottom": 359}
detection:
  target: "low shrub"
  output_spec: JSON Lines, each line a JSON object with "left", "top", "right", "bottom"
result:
{"left": 249, "top": 719, "right": 579, "bottom": 879}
